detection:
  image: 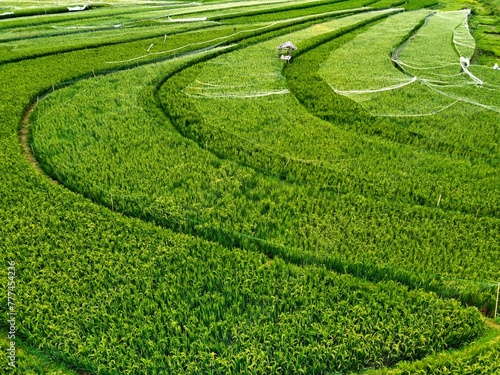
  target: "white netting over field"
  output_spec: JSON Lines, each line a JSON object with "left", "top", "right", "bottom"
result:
{"left": 320, "top": 11, "right": 430, "bottom": 92}
{"left": 453, "top": 10, "right": 476, "bottom": 59}
{"left": 321, "top": 10, "right": 500, "bottom": 116}
{"left": 397, "top": 11, "right": 474, "bottom": 72}
{"left": 184, "top": 9, "right": 398, "bottom": 98}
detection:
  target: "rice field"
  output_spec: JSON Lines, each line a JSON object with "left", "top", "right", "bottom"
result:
{"left": 1, "top": 0, "right": 500, "bottom": 373}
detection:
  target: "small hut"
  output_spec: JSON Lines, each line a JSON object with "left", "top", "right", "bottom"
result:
{"left": 277, "top": 41, "right": 297, "bottom": 63}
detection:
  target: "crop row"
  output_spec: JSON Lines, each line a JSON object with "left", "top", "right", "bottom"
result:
{"left": 302, "top": 9, "right": 500, "bottom": 155}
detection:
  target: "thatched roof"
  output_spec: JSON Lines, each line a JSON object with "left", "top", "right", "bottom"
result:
{"left": 277, "top": 41, "right": 297, "bottom": 50}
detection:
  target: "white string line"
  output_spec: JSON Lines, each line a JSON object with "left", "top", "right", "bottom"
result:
{"left": 167, "top": 16, "right": 208, "bottom": 22}
{"left": 422, "top": 81, "right": 479, "bottom": 88}
{"left": 49, "top": 23, "right": 188, "bottom": 38}
{"left": 187, "top": 86, "right": 264, "bottom": 91}
{"left": 394, "top": 59, "right": 460, "bottom": 71}
{"left": 464, "top": 79, "right": 500, "bottom": 91}
{"left": 245, "top": 72, "right": 283, "bottom": 76}
{"left": 453, "top": 40, "right": 475, "bottom": 49}
{"left": 341, "top": 73, "right": 499, "bottom": 116}
{"left": 185, "top": 89, "right": 290, "bottom": 98}
{"left": 333, "top": 76, "right": 417, "bottom": 95}
{"left": 333, "top": 73, "right": 497, "bottom": 116}
{"left": 4, "top": 23, "right": 211, "bottom": 57}
{"left": 193, "top": 79, "right": 261, "bottom": 88}
{"left": 105, "top": 40, "right": 230, "bottom": 64}
{"left": 372, "top": 100, "right": 459, "bottom": 117}
{"left": 52, "top": 26, "right": 100, "bottom": 29}
{"left": 425, "top": 73, "right": 464, "bottom": 79}
{"left": 422, "top": 82, "right": 500, "bottom": 113}
{"left": 418, "top": 78, "right": 468, "bottom": 85}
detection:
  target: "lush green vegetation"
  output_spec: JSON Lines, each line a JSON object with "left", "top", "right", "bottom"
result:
{"left": 0, "top": 21, "right": 220, "bottom": 64}
{"left": 0, "top": 335, "right": 79, "bottom": 375}
{"left": 30, "top": 9, "right": 500, "bottom": 311}
{"left": 1, "top": 0, "right": 500, "bottom": 373}
{"left": 364, "top": 321, "right": 500, "bottom": 374}
{"left": 4, "top": 216, "right": 485, "bottom": 373}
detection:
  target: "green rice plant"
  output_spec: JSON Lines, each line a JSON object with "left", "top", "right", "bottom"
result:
{"left": 3, "top": 228, "right": 486, "bottom": 374}
{"left": 361, "top": 11, "right": 499, "bottom": 146}
{"left": 0, "top": 36, "right": 486, "bottom": 372}
{"left": 328, "top": 9, "right": 429, "bottom": 89}
{"left": 396, "top": 11, "right": 477, "bottom": 75}
{"left": 393, "top": 10, "right": 500, "bottom": 114}
{"left": 0, "top": 5, "right": 83, "bottom": 19}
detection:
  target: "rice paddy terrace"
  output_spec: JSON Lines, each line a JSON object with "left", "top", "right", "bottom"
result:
{"left": 1, "top": 0, "right": 500, "bottom": 373}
